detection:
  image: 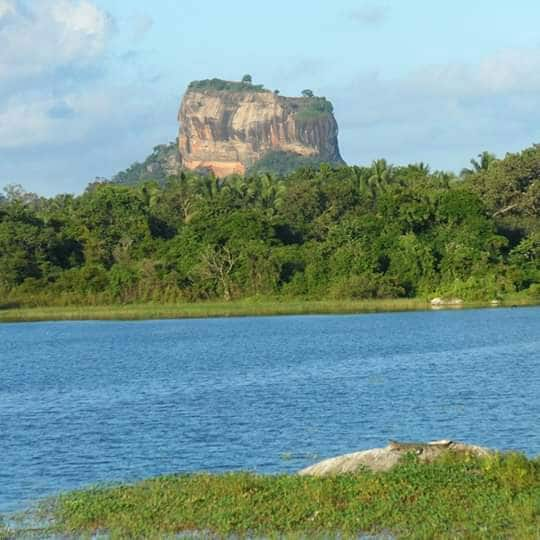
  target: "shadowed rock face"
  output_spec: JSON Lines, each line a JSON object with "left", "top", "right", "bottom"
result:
{"left": 298, "top": 440, "right": 492, "bottom": 475}
{"left": 178, "top": 84, "right": 344, "bottom": 176}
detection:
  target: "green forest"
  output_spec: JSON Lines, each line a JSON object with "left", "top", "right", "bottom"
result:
{"left": 0, "top": 144, "right": 538, "bottom": 307}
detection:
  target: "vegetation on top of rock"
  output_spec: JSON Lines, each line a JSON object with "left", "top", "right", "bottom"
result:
{"left": 188, "top": 78, "right": 268, "bottom": 93}
{"left": 295, "top": 96, "right": 334, "bottom": 121}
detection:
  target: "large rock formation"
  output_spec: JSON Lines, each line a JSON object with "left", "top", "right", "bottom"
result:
{"left": 178, "top": 79, "right": 344, "bottom": 176}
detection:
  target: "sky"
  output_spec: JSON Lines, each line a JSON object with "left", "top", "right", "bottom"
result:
{"left": 2, "top": 0, "right": 540, "bottom": 196}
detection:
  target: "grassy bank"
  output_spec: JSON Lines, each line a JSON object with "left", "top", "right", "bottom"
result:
{"left": 0, "top": 298, "right": 429, "bottom": 323}
{"left": 25, "top": 452, "right": 539, "bottom": 539}
{"left": 0, "top": 297, "right": 538, "bottom": 323}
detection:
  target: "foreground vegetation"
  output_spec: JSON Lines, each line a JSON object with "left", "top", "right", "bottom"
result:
{"left": 1, "top": 144, "right": 538, "bottom": 309}
{"left": 19, "top": 452, "right": 539, "bottom": 539}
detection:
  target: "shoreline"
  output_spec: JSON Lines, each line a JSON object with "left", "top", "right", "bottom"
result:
{"left": 0, "top": 297, "right": 538, "bottom": 323}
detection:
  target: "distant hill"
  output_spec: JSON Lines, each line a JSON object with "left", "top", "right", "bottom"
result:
{"left": 112, "top": 142, "right": 181, "bottom": 185}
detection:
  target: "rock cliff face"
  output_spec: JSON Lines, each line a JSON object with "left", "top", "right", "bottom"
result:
{"left": 178, "top": 80, "right": 344, "bottom": 176}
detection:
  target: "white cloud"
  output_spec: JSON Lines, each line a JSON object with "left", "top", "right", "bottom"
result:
{"left": 0, "top": 0, "right": 175, "bottom": 194}
{"left": 0, "top": 92, "right": 92, "bottom": 149}
{"left": 0, "top": 0, "right": 15, "bottom": 18}
{"left": 0, "top": 86, "right": 176, "bottom": 194}
{"left": 0, "top": 0, "right": 112, "bottom": 83}
{"left": 51, "top": 0, "right": 111, "bottom": 56}
{"left": 404, "top": 48, "right": 540, "bottom": 97}
{"left": 332, "top": 47, "right": 540, "bottom": 170}
{"left": 0, "top": 83, "right": 168, "bottom": 151}
{"left": 0, "top": 0, "right": 116, "bottom": 152}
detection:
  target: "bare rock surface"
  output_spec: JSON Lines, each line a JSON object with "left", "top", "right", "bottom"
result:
{"left": 430, "top": 297, "right": 464, "bottom": 307}
{"left": 298, "top": 440, "right": 492, "bottom": 476}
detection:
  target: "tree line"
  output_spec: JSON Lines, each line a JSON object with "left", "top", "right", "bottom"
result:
{"left": 0, "top": 145, "right": 538, "bottom": 306}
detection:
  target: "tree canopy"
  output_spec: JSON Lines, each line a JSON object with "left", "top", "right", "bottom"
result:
{"left": 1, "top": 144, "right": 538, "bottom": 306}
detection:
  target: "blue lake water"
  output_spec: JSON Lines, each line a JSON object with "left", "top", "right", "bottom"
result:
{"left": 1, "top": 307, "right": 539, "bottom": 514}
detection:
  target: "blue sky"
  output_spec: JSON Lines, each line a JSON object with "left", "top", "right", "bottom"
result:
{"left": 2, "top": 0, "right": 540, "bottom": 195}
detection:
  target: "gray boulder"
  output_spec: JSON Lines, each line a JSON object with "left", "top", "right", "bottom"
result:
{"left": 298, "top": 440, "right": 491, "bottom": 476}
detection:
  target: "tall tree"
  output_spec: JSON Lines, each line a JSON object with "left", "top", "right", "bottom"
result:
{"left": 461, "top": 151, "right": 497, "bottom": 177}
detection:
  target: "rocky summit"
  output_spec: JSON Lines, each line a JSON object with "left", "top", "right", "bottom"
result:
{"left": 178, "top": 78, "right": 344, "bottom": 176}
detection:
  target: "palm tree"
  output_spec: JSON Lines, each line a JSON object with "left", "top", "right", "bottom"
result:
{"left": 350, "top": 166, "right": 372, "bottom": 200}
{"left": 138, "top": 181, "right": 161, "bottom": 210}
{"left": 461, "top": 151, "right": 497, "bottom": 177}
{"left": 433, "top": 170, "right": 457, "bottom": 187}
{"left": 367, "top": 159, "right": 396, "bottom": 196}
{"left": 410, "top": 162, "right": 431, "bottom": 176}
{"left": 198, "top": 173, "right": 222, "bottom": 200}
{"left": 256, "top": 174, "right": 286, "bottom": 214}
{"left": 220, "top": 174, "right": 252, "bottom": 206}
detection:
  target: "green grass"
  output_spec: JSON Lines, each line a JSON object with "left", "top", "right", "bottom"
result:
{"left": 0, "top": 524, "right": 10, "bottom": 540}
{"left": 0, "top": 297, "right": 538, "bottom": 324}
{"left": 0, "top": 298, "right": 428, "bottom": 323}
{"left": 37, "top": 452, "right": 540, "bottom": 539}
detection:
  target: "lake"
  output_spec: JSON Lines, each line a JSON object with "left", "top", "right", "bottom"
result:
{"left": 1, "top": 307, "right": 539, "bottom": 515}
